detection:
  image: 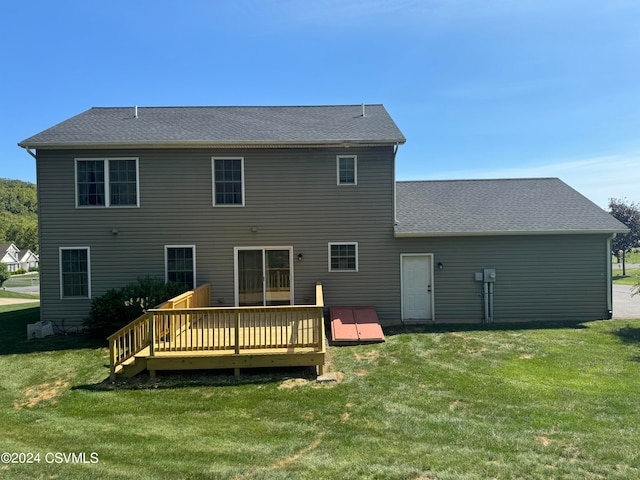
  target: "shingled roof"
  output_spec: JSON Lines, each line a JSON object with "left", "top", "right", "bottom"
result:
{"left": 395, "top": 178, "right": 628, "bottom": 236}
{"left": 19, "top": 105, "right": 406, "bottom": 149}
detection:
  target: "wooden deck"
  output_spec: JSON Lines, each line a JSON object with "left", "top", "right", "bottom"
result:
{"left": 108, "top": 283, "right": 326, "bottom": 379}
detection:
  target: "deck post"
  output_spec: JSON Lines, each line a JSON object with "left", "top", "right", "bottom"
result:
{"left": 109, "top": 339, "right": 116, "bottom": 381}
{"left": 148, "top": 312, "right": 155, "bottom": 356}
{"left": 234, "top": 310, "right": 240, "bottom": 355}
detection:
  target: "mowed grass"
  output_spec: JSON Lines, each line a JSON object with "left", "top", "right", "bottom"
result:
{"left": 1, "top": 304, "right": 640, "bottom": 479}
{"left": 612, "top": 267, "right": 640, "bottom": 286}
{"left": 2, "top": 272, "right": 40, "bottom": 288}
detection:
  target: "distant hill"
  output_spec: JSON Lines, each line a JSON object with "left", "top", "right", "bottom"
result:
{"left": 0, "top": 178, "right": 38, "bottom": 253}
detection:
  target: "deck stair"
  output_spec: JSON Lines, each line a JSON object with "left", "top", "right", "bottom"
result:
{"left": 108, "top": 283, "right": 326, "bottom": 379}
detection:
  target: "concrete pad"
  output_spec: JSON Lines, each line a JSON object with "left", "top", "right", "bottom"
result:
{"left": 613, "top": 285, "right": 640, "bottom": 319}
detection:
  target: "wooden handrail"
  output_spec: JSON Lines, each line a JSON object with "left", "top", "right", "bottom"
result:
{"left": 109, "top": 283, "right": 211, "bottom": 379}
{"left": 110, "top": 282, "right": 324, "bottom": 378}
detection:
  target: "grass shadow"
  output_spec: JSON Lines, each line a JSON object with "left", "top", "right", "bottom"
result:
{"left": 612, "top": 325, "right": 640, "bottom": 363}
{"left": 613, "top": 325, "right": 640, "bottom": 345}
{"left": 383, "top": 320, "right": 589, "bottom": 337}
{"left": 0, "top": 306, "right": 104, "bottom": 355}
{"left": 74, "top": 366, "right": 318, "bottom": 391}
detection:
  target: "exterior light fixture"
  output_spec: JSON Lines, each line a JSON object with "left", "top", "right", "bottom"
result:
{"left": 437, "top": 262, "right": 444, "bottom": 270}
{"left": 297, "top": 253, "right": 304, "bottom": 261}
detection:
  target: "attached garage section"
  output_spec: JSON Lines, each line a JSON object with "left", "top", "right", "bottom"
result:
{"left": 396, "top": 234, "right": 612, "bottom": 324}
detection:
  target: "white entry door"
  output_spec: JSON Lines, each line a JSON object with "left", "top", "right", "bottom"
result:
{"left": 401, "top": 254, "right": 433, "bottom": 322}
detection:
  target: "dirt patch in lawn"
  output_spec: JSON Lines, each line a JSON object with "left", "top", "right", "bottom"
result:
{"left": 15, "top": 379, "right": 69, "bottom": 409}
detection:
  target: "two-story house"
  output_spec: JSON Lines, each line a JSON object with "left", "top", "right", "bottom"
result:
{"left": 1, "top": 243, "right": 21, "bottom": 273}
{"left": 19, "top": 105, "right": 627, "bottom": 332}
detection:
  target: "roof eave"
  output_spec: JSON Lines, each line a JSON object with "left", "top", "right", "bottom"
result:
{"left": 394, "top": 228, "right": 629, "bottom": 238}
{"left": 18, "top": 139, "right": 406, "bottom": 150}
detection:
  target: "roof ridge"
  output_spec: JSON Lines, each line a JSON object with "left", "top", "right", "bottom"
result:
{"left": 89, "top": 104, "right": 386, "bottom": 110}
{"left": 397, "top": 177, "right": 560, "bottom": 184}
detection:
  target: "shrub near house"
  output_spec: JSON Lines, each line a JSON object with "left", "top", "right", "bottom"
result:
{"left": 86, "top": 277, "right": 188, "bottom": 338}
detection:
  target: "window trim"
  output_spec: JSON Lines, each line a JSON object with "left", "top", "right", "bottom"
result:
{"left": 59, "top": 246, "right": 91, "bottom": 299}
{"left": 164, "top": 245, "right": 197, "bottom": 290}
{"left": 337, "top": 155, "right": 357, "bottom": 186}
{"left": 75, "top": 158, "right": 140, "bottom": 208}
{"left": 212, "top": 157, "right": 245, "bottom": 207}
{"left": 328, "top": 242, "right": 359, "bottom": 272}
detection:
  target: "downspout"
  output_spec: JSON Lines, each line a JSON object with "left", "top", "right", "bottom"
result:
{"left": 393, "top": 143, "right": 399, "bottom": 227}
{"left": 607, "top": 234, "right": 614, "bottom": 319}
{"left": 21, "top": 145, "right": 37, "bottom": 160}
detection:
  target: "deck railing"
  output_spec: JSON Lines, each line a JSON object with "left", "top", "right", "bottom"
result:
{"left": 148, "top": 283, "right": 325, "bottom": 355}
{"left": 108, "top": 283, "right": 324, "bottom": 378}
{"left": 108, "top": 283, "right": 212, "bottom": 377}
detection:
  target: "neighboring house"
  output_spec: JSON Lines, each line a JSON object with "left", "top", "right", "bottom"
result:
{"left": 0, "top": 243, "right": 21, "bottom": 273}
{"left": 18, "top": 105, "right": 628, "bottom": 330}
{"left": 17, "top": 249, "right": 39, "bottom": 271}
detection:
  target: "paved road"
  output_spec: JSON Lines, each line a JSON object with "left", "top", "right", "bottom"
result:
{"left": 0, "top": 297, "right": 39, "bottom": 306}
{"left": 613, "top": 284, "right": 640, "bottom": 319}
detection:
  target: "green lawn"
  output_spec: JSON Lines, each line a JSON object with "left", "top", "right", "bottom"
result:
{"left": 2, "top": 272, "right": 40, "bottom": 289}
{"left": 612, "top": 267, "right": 640, "bottom": 285}
{"left": 1, "top": 304, "right": 640, "bottom": 479}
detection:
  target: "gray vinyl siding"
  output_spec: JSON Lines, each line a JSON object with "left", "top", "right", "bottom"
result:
{"left": 395, "top": 234, "right": 611, "bottom": 324}
{"left": 36, "top": 146, "right": 613, "bottom": 330}
{"left": 36, "top": 146, "right": 397, "bottom": 328}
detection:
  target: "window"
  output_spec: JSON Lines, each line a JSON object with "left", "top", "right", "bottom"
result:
{"left": 76, "top": 158, "right": 139, "bottom": 207}
{"left": 337, "top": 155, "right": 357, "bottom": 185}
{"left": 60, "top": 247, "right": 90, "bottom": 298}
{"left": 329, "top": 242, "right": 358, "bottom": 272}
{"left": 213, "top": 157, "right": 244, "bottom": 206}
{"left": 165, "top": 246, "right": 196, "bottom": 289}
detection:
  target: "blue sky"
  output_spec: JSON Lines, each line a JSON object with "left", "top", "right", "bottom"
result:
{"left": 1, "top": 0, "right": 638, "bottom": 207}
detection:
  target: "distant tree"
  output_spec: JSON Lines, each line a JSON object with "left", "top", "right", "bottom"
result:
{"left": 0, "top": 178, "right": 38, "bottom": 253}
{"left": 609, "top": 198, "right": 640, "bottom": 275}
{"left": 4, "top": 218, "right": 39, "bottom": 253}
{"left": 0, "top": 263, "right": 9, "bottom": 288}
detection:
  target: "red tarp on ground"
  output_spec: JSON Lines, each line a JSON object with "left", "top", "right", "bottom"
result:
{"left": 330, "top": 307, "right": 385, "bottom": 344}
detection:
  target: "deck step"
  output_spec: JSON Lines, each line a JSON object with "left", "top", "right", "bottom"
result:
{"left": 330, "top": 307, "right": 385, "bottom": 345}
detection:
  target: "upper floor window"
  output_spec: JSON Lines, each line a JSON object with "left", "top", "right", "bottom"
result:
{"left": 337, "top": 155, "right": 357, "bottom": 185}
{"left": 76, "top": 158, "right": 139, "bottom": 207}
{"left": 59, "top": 247, "right": 91, "bottom": 299}
{"left": 328, "top": 242, "right": 358, "bottom": 272}
{"left": 165, "top": 245, "right": 196, "bottom": 289}
{"left": 213, "top": 157, "right": 244, "bottom": 206}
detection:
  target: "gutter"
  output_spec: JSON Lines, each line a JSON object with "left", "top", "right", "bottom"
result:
{"left": 394, "top": 229, "right": 630, "bottom": 237}
{"left": 16, "top": 139, "right": 407, "bottom": 150}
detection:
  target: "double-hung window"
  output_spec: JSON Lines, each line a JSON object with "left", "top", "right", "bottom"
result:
{"left": 59, "top": 247, "right": 91, "bottom": 299}
{"left": 76, "top": 158, "right": 139, "bottom": 207}
{"left": 165, "top": 246, "right": 196, "bottom": 289}
{"left": 337, "top": 155, "right": 357, "bottom": 185}
{"left": 213, "top": 157, "right": 244, "bottom": 206}
{"left": 328, "top": 242, "right": 358, "bottom": 272}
